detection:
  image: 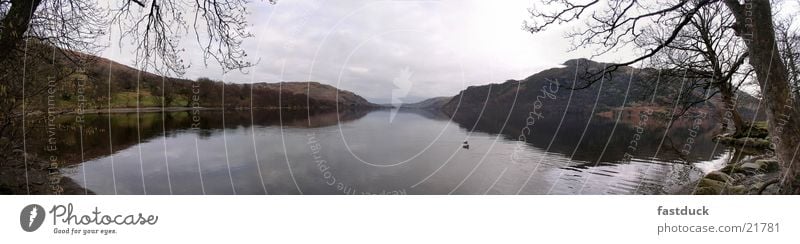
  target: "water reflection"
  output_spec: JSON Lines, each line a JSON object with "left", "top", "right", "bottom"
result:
{"left": 44, "top": 108, "right": 733, "bottom": 194}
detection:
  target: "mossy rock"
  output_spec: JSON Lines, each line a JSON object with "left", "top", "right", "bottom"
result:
{"left": 705, "top": 171, "right": 733, "bottom": 183}
{"left": 733, "top": 124, "right": 770, "bottom": 139}
{"left": 698, "top": 178, "right": 726, "bottom": 188}
{"left": 693, "top": 178, "right": 748, "bottom": 195}
{"left": 736, "top": 138, "right": 771, "bottom": 149}
{"left": 725, "top": 185, "right": 748, "bottom": 195}
{"left": 727, "top": 165, "right": 753, "bottom": 175}
{"left": 751, "top": 181, "right": 780, "bottom": 195}
{"left": 738, "top": 162, "right": 764, "bottom": 174}
{"left": 715, "top": 136, "right": 772, "bottom": 150}
{"left": 755, "top": 159, "right": 781, "bottom": 173}
{"left": 737, "top": 159, "right": 781, "bottom": 174}
{"left": 730, "top": 173, "right": 748, "bottom": 181}
{"left": 694, "top": 178, "right": 726, "bottom": 194}
{"left": 693, "top": 187, "right": 719, "bottom": 195}
{"left": 750, "top": 139, "right": 772, "bottom": 149}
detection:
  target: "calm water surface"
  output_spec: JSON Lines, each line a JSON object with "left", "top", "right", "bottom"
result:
{"left": 47, "top": 109, "right": 735, "bottom": 194}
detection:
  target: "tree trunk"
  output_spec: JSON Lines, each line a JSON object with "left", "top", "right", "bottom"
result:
{"left": 719, "top": 81, "right": 747, "bottom": 134}
{"left": 725, "top": 0, "right": 800, "bottom": 194}
{"left": 0, "top": 0, "right": 43, "bottom": 64}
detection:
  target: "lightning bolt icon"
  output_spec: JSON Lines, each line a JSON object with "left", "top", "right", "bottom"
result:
{"left": 28, "top": 207, "right": 38, "bottom": 228}
{"left": 390, "top": 67, "right": 413, "bottom": 123}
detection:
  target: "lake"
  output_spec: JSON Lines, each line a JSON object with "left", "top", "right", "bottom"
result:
{"left": 38, "top": 108, "right": 738, "bottom": 194}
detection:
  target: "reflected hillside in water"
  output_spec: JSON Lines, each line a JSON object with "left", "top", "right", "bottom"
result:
{"left": 447, "top": 107, "right": 725, "bottom": 165}
{"left": 26, "top": 109, "right": 371, "bottom": 168}
{"left": 29, "top": 106, "right": 737, "bottom": 195}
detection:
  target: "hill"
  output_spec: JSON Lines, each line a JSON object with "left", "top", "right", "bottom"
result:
{"left": 46, "top": 52, "right": 377, "bottom": 112}
{"left": 432, "top": 59, "right": 764, "bottom": 145}
{"left": 401, "top": 96, "right": 453, "bottom": 109}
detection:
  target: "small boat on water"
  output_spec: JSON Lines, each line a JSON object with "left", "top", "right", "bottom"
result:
{"left": 462, "top": 140, "right": 469, "bottom": 149}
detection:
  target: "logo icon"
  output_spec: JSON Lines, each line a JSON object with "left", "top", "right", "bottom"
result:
{"left": 20, "top": 204, "right": 45, "bottom": 232}
{"left": 390, "top": 67, "right": 414, "bottom": 123}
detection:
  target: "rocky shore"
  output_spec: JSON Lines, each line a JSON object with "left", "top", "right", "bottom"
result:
{"left": 693, "top": 156, "right": 782, "bottom": 194}
{"left": 694, "top": 124, "right": 783, "bottom": 195}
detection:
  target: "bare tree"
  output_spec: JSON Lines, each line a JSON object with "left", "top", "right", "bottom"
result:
{"left": 525, "top": 0, "right": 800, "bottom": 194}
{"left": 775, "top": 13, "right": 800, "bottom": 99}
{"left": 1, "top": 0, "right": 280, "bottom": 73}
{"left": 642, "top": 1, "right": 751, "bottom": 134}
{"left": 111, "top": 0, "right": 272, "bottom": 75}
{"left": 0, "top": 0, "right": 273, "bottom": 194}
{"left": 0, "top": 0, "right": 106, "bottom": 66}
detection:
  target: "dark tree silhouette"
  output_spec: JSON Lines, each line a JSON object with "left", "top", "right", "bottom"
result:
{"left": 526, "top": 0, "right": 800, "bottom": 194}
{"left": 776, "top": 14, "right": 800, "bottom": 99}
{"left": 0, "top": 0, "right": 273, "bottom": 194}
{"left": 640, "top": 2, "right": 751, "bottom": 134}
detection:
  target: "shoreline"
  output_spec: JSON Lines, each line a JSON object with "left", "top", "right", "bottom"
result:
{"left": 72, "top": 107, "right": 219, "bottom": 114}
{"left": 65, "top": 106, "right": 347, "bottom": 115}
{"left": 693, "top": 130, "right": 780, "bottom": 194}
{"left": 57, "top": 105, "right": 386, "bottom": 115}
{"left": 0, "top": 155, "right": 94, "bottom": 195}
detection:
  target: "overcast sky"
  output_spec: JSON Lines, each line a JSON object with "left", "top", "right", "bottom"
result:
{"left": 100, "top": 0, "right": 651, "bottom": 103}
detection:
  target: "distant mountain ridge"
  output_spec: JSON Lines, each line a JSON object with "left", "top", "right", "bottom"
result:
{"left": 56, "top": 53, "right": 378, "bottom": 110}
{"left": 429, "top": 58, "right": 763, "bottom": 121}
{"left": 257, "top": 81, "right": 374, "bottom": 107}
{"left": 397, "top": 58, "right": 767, "bottom": 163}
{"left": 401, "top": 96, "right": 453, "bottom": 109}
{"left": 390, "top": 58, "right": 767, "bottom": 144}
